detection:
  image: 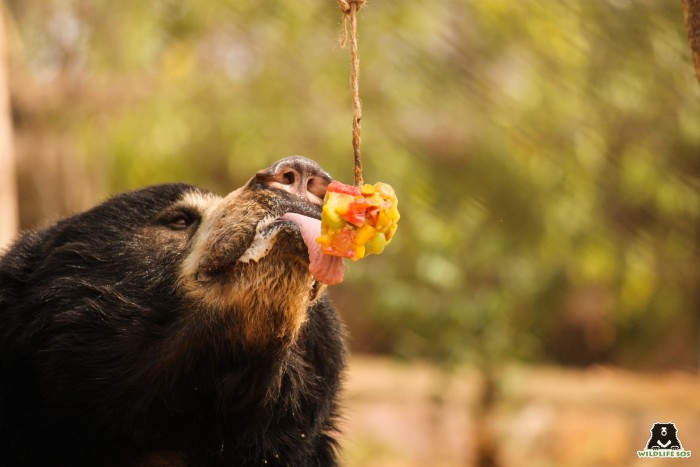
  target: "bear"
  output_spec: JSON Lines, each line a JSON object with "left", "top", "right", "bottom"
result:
{"left": 0, "top": 156, "right": 347, "bottom": 466}
{"left": 645, "top": 422, "right": 683, "bottom": 450}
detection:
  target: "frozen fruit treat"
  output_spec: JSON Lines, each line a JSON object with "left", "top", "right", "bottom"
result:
{"left": 316, "top": 180, "right": 399, "bottom": 261}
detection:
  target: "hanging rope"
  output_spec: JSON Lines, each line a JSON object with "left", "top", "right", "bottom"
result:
{"left": 337, "top": 0, "right": 366, "bottom": 187}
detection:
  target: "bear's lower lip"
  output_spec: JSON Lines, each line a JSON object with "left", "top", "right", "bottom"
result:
{"left": 236, "top": 214, "right": 345, "bottom": 285}
{"left": 236, "top": 216, "right": 286, "bottom": 264}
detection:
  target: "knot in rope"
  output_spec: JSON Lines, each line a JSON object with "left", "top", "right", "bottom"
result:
{"left": 337, "top": 0, "right": 366, "bottom": 16}
{"left": 337, "top": 0, "right": 366, "bottom": 49}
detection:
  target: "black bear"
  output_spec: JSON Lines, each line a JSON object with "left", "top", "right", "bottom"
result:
{"left": 0, "top": 156, "right": 347, "bottom": 466}
{"left": 645, "top": 422, "right": 683, "bottom": 450}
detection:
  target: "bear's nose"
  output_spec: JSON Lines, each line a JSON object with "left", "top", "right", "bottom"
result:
{"left": 253, "top": 156, "right": 332, "bottom": 206}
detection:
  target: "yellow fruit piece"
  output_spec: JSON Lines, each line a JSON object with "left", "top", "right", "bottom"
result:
{"left": 327, "top": 193, "right": 354, "bottom": 215}
{"left": 366, "top": 232, "right": 387, "bottom": 255}
{"left": 353, "top": 245, "right": 366, "bottom": 260}
{"left": 375, "top": 210, "right": 391, "bottom": 230}
{"left": 376, "top": 182, "right": 395, "bottom": 198}
{"left": 316, "top": 233, "right": 331, "bottom": 247}
{"left": 361, "top": 184, "right": 376, "bottom": 195}
{"left": 385, "top": 223, "right": 398, "bottom": 242}
{"left": 354, "top": 224, "right": 376, "bottom": 246}
{"left": 322, "top": 205, "right": 344, "bottom": 229}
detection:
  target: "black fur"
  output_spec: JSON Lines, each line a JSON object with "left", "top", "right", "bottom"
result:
{"left": 0, "top": 183, "right": 346, "bottom": 466}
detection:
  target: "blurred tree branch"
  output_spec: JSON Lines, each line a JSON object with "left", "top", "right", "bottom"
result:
{"left": 682, "top": 0, "right": 700, "bottom": 85}
{"left": 0, "top": 4, "right": 18, "bottom": 250}
{"left": 7, "top": 0, "right": 700, "bottom": 369}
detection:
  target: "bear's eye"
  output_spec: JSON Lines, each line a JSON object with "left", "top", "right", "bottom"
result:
{"left": 160, "top": 209, "right": 199, "bottom": 231}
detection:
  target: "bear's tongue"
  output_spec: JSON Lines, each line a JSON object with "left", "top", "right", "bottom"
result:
{"left": 281, "top": 213, "right": 345, "bottom": 285}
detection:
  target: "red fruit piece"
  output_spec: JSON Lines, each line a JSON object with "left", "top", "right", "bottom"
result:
{"left": 327, "top": 180, "right": 361, "bottom": 196}
{"left": 341, "top": 209, "right": 365, "bottom": 228}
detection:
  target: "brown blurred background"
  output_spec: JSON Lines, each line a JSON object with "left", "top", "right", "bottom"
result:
{"left": 1, "top": 0, "right": 699, "bottom": 465}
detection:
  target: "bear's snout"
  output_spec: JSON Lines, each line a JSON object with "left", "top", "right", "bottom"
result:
{"left": 177, "top": 156, "right": 337, "bottom": 345}
{"left": 184, "top": 157, "right": 332, "bottom": 280}
{"left": 250, "top": 156, "right": 332, "bottom": 206}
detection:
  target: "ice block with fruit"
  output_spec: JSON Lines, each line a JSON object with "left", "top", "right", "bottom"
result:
{"left": 316, "top": 180, "right": 400, "bottom": 261}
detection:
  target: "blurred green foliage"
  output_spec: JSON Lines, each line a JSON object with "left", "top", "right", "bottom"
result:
{"left": 7, "top": 0, "right": 700, "bottom": 369}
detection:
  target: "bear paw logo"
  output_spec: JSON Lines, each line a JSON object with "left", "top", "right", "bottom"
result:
{"left": 638, "top": 422, "right": 692, "bottom": 459}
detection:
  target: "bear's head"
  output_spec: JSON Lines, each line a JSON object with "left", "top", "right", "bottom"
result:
{"left": 6, "top": 156, "right": 340, "bottom": 349}
{"left": 175, "top": 155, "right": 345, "bottom": 347}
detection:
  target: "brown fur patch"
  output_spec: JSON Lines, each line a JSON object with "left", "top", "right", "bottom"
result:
{"left": 177, "top": 188, "right": 316, "bottom": 349}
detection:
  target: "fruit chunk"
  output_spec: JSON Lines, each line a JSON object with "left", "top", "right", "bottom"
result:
{"left": 316, "top": 180, "right": 400, "bottom": 261}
